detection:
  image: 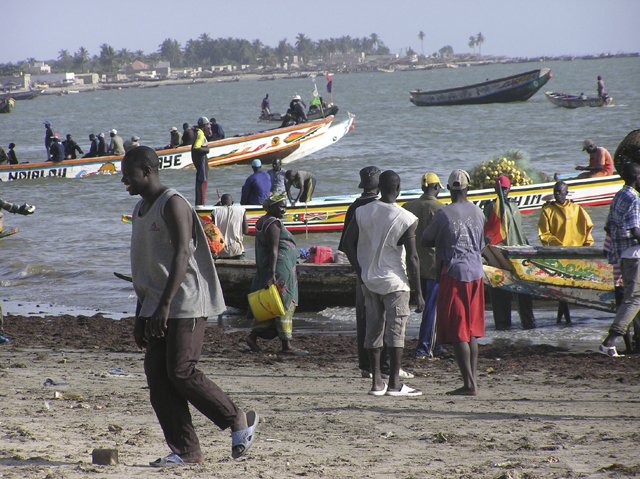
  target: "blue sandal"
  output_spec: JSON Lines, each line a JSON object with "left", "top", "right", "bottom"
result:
{"left": 231, "top": 411, "right": 258, "bottom": 459}
{"left": 150, "top": 453, "right": 185, "bottom": 468}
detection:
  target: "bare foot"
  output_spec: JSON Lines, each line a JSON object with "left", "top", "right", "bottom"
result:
{"left": 446, "top": 387, "right": 477, "bottom": 396}
{"left": 245, "top": 335, "right": 261, "bottom": 352}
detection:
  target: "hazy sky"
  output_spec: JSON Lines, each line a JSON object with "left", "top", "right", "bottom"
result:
{"left": 2, "top": 0, "right": 639, "bottom": 63}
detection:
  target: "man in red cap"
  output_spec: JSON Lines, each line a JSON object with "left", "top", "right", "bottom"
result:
{"left": 483, "top": 176, "right": 536, "bottom": 330}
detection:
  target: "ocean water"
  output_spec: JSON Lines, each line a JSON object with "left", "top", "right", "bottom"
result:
{"left": 1, "top": 57, "right": 639, "bottom": 347}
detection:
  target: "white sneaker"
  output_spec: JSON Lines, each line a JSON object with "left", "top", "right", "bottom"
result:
{"left": 381, "top": 369, "right": 414, "bottom": 379}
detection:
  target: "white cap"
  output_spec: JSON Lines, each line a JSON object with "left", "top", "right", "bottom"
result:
{"left": 110, "top": 129, "right": 117, "bottom": 135}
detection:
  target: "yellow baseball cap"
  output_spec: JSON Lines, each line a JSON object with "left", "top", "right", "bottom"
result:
{"left": 421, "top": 172, "right": 443, "bottom": 188}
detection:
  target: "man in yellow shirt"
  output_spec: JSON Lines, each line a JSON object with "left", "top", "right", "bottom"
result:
{"left": 538, "top": 181, "right": 594, "bottom": 322}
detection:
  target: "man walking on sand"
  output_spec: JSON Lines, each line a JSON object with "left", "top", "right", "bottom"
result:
{"left": 343, "top": 170, "right": 424, "bottom": 396}
{"left": 122, "top": 146, "right": 257, "bottom": 466}
{"left": 422, "top": 169, "right": 485, "bottom": 396}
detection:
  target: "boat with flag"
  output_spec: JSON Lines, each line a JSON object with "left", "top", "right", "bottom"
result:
{"left": 410, "top": 68, "right": 552, "bottom": 106}
{"left": 194, "top": 174, "right": 623, "bottom": 235}
{"left": 0, "top": 115, "right": 354, "bottom": 182}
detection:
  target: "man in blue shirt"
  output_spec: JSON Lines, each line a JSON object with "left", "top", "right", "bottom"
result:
{"left": 240, "top": 160, "right": 271, "bottom": 205}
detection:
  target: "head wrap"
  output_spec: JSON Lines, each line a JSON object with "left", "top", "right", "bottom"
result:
{"left": 262, "top": 192, "right": 287, "bottom": 211}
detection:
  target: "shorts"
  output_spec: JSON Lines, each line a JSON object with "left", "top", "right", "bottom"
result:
{"left": 362, "top": 285, "right": 410, "bottom": 349}
{"left": 436, "top": 273, "right": 484, "bottom": 344}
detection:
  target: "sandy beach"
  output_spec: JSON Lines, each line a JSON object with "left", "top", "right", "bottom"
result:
{"left": 1, "top": 314, "right": 639, "bottom": 478}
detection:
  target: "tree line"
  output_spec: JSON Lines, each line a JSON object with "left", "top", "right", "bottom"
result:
{"left": 0, "top": 34, "right": 391, "bottom": 76}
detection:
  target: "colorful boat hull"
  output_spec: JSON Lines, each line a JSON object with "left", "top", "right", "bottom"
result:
{"left": 410, "top": 68, "right": 552, "bottom": 106}
{"left": 198, "top": 174, "right": 623, "bottom": 235}
{"left": 482, "top": 245, "right": 615, "bottom": 312}
{"left": 0, "top": 116, "right": 354, "bottom": 182}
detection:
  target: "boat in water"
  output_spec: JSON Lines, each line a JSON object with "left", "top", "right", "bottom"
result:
{"left": 409, "top": 68, "right": 552, "bottom": 106}
{"left": 215, "top": 259, "right": 356, "bottom": 311}
{"left": 0, "top": 89, "right": 43, "bottom": 101}
{"left": 544, "top": 91, "right": 612, "bottom": 108}
{"left": 258, "top": 104, "right": 339, "bottom": 122}
{"left": 0, "top": 115, "right": 355, "bottom": 182}
{"left": 197, "top": 174, "right": 623, "bottom": 235}
{"left": 483, "top": 245, "right": 615, "bottom": 312}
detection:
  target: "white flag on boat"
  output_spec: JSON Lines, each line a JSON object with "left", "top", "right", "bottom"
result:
{"left": 311, "top": 84, "right": 319, "bottom": 98}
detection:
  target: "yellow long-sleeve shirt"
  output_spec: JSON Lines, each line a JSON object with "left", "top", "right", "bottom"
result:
{"left": 538, "top": 200, "right": 594, "bottom": 246}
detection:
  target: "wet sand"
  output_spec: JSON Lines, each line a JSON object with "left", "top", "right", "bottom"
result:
{"left": 1, "top": 315, "right": 639, "bottom": 478}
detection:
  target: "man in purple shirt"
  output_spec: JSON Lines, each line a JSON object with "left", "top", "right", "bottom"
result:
{"left": 240, "top": 160, "right": 271, "bottom": 205}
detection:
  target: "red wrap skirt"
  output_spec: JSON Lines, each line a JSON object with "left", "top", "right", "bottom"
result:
{"left": 436, "top": 272, "right": 485, "bottom": 344}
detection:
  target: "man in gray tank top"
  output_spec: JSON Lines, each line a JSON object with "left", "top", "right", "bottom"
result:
{"left": 122, "top": 146, "right": 258, "bottom": 466}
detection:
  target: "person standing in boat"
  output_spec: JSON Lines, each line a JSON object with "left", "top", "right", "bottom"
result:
{"left": 403, "top": 173, "right": 445, "bottom": 359}
{"left": 537, "top": 181, "right": 594, "bottom": 323}
{"left": 597, "top": 76, "right": 606, "bottom": 99}
{"left": 97, "top": 133, "right": 109, "bottom": 157}
{"left": 108, "top": 129, "right": 125, "bottom": 156}
{"left": 261, "top": 94, "right": 270, "bottom": 115}
{"left": 240, "top": 160, "right": 271, "bottom": 206}
{"left": 285, "top": 170, "right": 316, "bottom": 207}
{"left": 576, "top": 139, "right": 613, "bottom": 179}
{"left": 83, "top": 134, "right": 99, "bottom": 158}
{"left": 121, "top": 146, "right": 257, "bottom": 465}
{"left": 192, "top": 117, "right": 211, "bottom": 206}
{"left": 342, "top": 170, "right": 424, "bottom": 396}
{"left": 268, "top": 159, "right": 287, "bottom": 194}
{"left": 245, "top": 192, "right": 302, "bottom": 354}
{"left": 483, "top": 176, "right": 536, "bottom": 330}
{"left": 44, "top": 121, "right": 55, "bottom": 160}
{"left": 212, "top": 194, "right": 248, "bottom": 260}
{"left": 291, "top": 95, "right": 307, "bottom": 124}
{"left": 62, "top": 134, "right": 83, "bottom": 159}
{"left": 7, "top": 143, "right": 17, "bottom": 164}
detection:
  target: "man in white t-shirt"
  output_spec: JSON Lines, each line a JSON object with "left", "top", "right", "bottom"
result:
{"left": 212, "top": 194, "right": 248, "bottom": 259}
{"left": 342, "top": 170, "right": 424, "bottom": 397}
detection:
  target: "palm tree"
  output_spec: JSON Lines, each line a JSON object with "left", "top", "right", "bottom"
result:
{"left": 100, "top": 44, "right": 116, "bottom": 72}
{"left": 295, "top": 33, "right": 313, "bottom": 64}
{"left": 74, "top": 47, "right": 89, "bottom": 72}
{"left": 370, "top": 33, "right": 380, "bottom": 50}
{"left": 118, "top": 48, "right": 133, "bottom": 69}
{"left": 476, "top": 32, "right": 485, "bottom": 56}
{"left": 418, "top": 31, "right": 425, "bottom": 56}
{"left": 58, "top": 49, "right": 71, "bottom": 71}
{"left": 159, "top": 38, "right": 183, "bottom": 66}
{"left": 468, "top": 36, "right": 476, "bottom": 54}
{"left": 276, "top": 38, "right": 291, "bottom": 65}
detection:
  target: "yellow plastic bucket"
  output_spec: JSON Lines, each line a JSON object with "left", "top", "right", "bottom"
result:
{"left": 248, "top": 284, "right": 285, "bottom": 321}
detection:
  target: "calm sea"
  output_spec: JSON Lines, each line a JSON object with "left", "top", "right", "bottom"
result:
{"left": 1, "top": 57, "right": 639, "bottom": 348}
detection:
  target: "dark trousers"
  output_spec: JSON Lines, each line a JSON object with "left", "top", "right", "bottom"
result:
{"left": 488, "top": 287, "right": 536, "bottom": 330}
{"left": 194, "top": 154, "right": 209, "bottom": 206}
{"left": 145, "top": 317, "right": 239, "bottom": 455}
{"left": 356, "top": 277, "right": 389, "bottom": 373}
{"left": 416, "top": 278, "right": 440, "bottom": 356}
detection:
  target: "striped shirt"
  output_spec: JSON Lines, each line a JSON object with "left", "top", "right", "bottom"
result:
{"left": 604, "top": 185, "right": 640, "bottom": 265}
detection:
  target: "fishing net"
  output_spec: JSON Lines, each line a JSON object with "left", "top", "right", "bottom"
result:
{"left": 469, "top": 149, "right": 540, "bottom": 189}
{"left": 614, "top": 129, "right": 640, "bottom": 175}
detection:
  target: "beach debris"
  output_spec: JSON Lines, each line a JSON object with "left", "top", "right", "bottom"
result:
{"left": 43, "top": 401, "right": 50, "bottom": 410}
{"left": 380, "top": 431, "right": 394, "bottom": 439}
{"left": 486, "top": 367, "right": 495, "bottom": 373}
{"left": 493, "top": 461, "right": 521, "bottom": 468}
{"left": 108, "top": 424, "right": 123, "bottom": 432}
{"left": 435, "top": 432, "right": 448, "bottom": 443}
{"left": 58, "top": 359, "right": 67, "bottom": 364}
{"left": 53, "top": 391, "right": 83, "bottom": 400}
{"left": 546, "top": 456, "right": 560, "bottom": 463}
{"left": 265, "top": 438, "right": 282, "bottom": 442}
{"left": 92, "top": 448, "right": 118, "bottom": 465}
{"left": 43, "top": 378, "right": 68, "bottom": 387}
{"left": 108, "top": 368, "right": 126, "bottom": 374}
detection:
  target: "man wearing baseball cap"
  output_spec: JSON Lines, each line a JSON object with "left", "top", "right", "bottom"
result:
{"left": 483, "top": 175, "right": 536, "bottom": 330}
{"left": 403, "top": 172, "right": 444, "bottom": 359}
{"left": 169, "top": 127, "right": 182, "bottom": 148}
{"left": 576, "top": 139, "right": 613, "bottom": 179}
{"left": 48, "top": 134, "right": 65, "bottom": 163}
{"left": 240, "top": 159, "right": 271, "bottom": 205}
{"left": 108, "top": 129, "right": 125, "bottom": 156}
{"left": 422, "top": 169, "right": 486, "bottom": 395}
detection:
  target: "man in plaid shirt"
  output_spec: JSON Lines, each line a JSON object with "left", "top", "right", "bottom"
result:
{"left": 601, "top": 162, "right": 640, "bottom": 356}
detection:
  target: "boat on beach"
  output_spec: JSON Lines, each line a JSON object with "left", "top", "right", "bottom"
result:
{"left": 544, "top": 91, "right": 612, "bottom": 108}
{"left": 197, "top": 174, "right": 623, "bottom": 235}
{"left": 215, "top": 259, "right": 356, "bottom": 311}
{"left": 482, "top": 245, "right": 615, "bottom": 312}
{"left": 409, "top": 68, "right": 552, "bottom": 106}
{"left": 0, "top": 115, "right": 355, "bottom": 182}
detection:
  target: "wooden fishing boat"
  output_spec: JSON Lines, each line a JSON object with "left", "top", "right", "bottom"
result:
{"left": 409, "top": 68, "right": 552, "bottom": 106}
{"left": 544, "top": 91, "right": 612, "bottom": 108}
{"left": 482, "top": 245, "right": 615, "bottom": 312}
{"left": 258, "top": 104, "right": 339, "bottom": 122}
{"left": 0, "top": 115, "right": 354, "bottom": 182}
{"left": 0, "top": 89, "right": 42, "bottom": 101}
{"left": 214, "top": 259, "right": 356, "bottom": 311}
{"left": 197, "top": 174, "right": 623, "bottom": 235}
{"left": 0, "top": 98, "right": 14, "bottom": 113}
